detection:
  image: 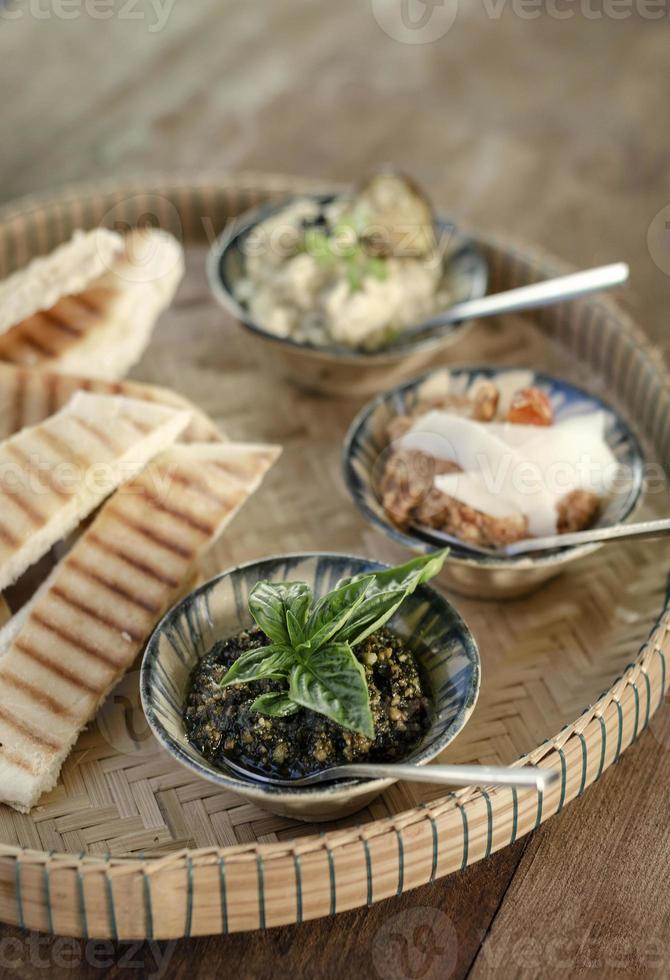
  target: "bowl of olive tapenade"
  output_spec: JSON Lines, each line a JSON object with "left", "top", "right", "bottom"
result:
{"left": 141, "top": 552, "right": 480, "bottom": 822}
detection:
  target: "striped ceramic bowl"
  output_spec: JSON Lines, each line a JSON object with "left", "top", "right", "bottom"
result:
{"left": 207, "top": 194, "right": 487, "bottom": 399}
{"left": 141, "top": 553, "right": 480, "bottom": 822}
{"left": 343, "top": 366, "right": 645, "bottom": 600}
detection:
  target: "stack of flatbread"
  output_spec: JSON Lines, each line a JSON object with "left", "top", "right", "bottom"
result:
{"left": 0, "top": 379, "right": 280, "bottom": 812}
{"left": 0, "top": 227, "right": 184, "bottom": 380}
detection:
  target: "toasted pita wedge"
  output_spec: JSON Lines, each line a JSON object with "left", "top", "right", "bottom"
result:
{"left": 0, "top": 361, "right": 223, "bottom": 445}
{"left": 0, "top": 597, "right": 9, "bottom": 628}
{"left": 0, "top": 441, "right": 280, "bottom": 811}
{"left": 0, "top": 391, "right": 191, "bottom": 594}
{"left": 0, "top": 229, "right": 184, "bottom": 380}
{"left": 0, "top": 229, "right": 124, "bottom": 335}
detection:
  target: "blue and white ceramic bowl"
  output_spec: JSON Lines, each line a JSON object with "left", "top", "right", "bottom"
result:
{"left": 343, "top": 366, "right": 645, "bottom": 600}
{"left": 207, "top": 194, "right": 488, "bottom": 398}
{"left": 141, "top": 553, "right": 480, "bottom": 822}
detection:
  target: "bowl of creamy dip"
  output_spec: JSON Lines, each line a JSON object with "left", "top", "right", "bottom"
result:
{"left": 208, "top": 174, "right": 488, "bottom": 397}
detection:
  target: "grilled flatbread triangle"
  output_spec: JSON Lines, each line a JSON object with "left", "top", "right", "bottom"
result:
{"left": 0, "top": 228, "right": 124, "bottom": 335}
{"left": 0, "top": 361, "right": 222, "bottom": 445}
{"left": 0, "top": 391, "right": 191, "bottom": 594}
{"left": 0, "top": 229, "right": 184, "bottom": 381}
{"left": 0, "top": 441, "right": 280, "bottom": 812}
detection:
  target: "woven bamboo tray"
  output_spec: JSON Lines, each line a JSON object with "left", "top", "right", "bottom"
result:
{"left": 0, "top": 174, "right": 668, "bottom": 940}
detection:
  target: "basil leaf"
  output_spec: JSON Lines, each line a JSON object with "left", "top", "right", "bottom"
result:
{"left": 304, "top": 578, "right": 372, "bottom": 651}
{"left": 249, "top": 581, "right": 313, "bottom": 645}
{"left": 335, "top": 550, "right": 449, "bottom": 647}
{"left": 289, "top": 642, "right": 374, "bottom": 738}
{"left": 286, "top": 590, "right": 311, "bottom": 646}
{"left": 251, "top": 692, "right": 301, "bottom": 718}
{"left": 220, "top": 644, "right": 294, "bottom": 687}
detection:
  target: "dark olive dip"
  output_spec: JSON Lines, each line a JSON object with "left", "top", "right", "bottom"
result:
{"left": 184, "top": 625, "right": 431, "bottom": 779}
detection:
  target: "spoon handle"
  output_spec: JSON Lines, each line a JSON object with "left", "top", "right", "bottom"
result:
{"left": 425, "top": 262, "right": 629, "bottom": 328}
{"left": 504, "top": 517, "right": 670, "bottom": 556}
{"left": 335, "top": 763, "right": 557, "bottom": 791}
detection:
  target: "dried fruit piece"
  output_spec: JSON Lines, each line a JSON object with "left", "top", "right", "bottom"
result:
{"left": 507, "top": 387, "right": 553, "bottom": 426}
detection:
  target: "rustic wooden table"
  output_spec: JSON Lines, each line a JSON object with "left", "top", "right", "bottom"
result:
{"left": 0, "top": 3, "right": 669, "bottom": 977}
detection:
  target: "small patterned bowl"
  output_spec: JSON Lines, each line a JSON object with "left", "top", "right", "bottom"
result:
{"left": 207, "top": 194, "right": 488, "bottom": 399}
{"left": 343, "top": 366, "right": 645, "bottom": 600}
{"left": 141, "top": 553, "right": 480, "bottom": 822}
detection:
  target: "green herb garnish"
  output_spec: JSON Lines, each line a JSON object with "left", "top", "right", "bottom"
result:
{"left": 220, "top": 551, "right": 448, "bottom": 738}
{"left": 366, "top": 256, "right": 389, "bottom": 281}
{"left": 302, "top": 220, "right": 390, "bottom": 293}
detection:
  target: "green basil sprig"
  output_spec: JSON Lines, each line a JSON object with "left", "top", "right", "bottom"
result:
{"left": 220, "top": 550, "right": 448, "bottom": 738}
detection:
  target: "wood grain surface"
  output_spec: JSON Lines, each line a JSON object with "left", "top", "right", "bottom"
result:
{"left": 0, "top": 2, "right": 669, "bottom": 976}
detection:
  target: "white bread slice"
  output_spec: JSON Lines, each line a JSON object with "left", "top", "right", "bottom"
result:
{"left": 0, "top": 441, "right": 280, "bottom": 812}
{"left": 0, "top": 229, "right": 124, "bottom": 335}
{"left": 0, "top": 391, "right": 191, "bottom": 594}
{"left": 0, "top": 361, "right": 223, "bottom": 445}
{"left": 0, "top": 229, "right": 184, "bottom": 380}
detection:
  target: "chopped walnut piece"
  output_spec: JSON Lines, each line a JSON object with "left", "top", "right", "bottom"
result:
{"left": 507, "top": 387, "right": 553, "bottom": 426}
{"left": 414, "top": 487, "right": 528, "bottom": 547}
{"left": 471, "top": 381, "right": 500, "bottom": 422}
{"left": 380, "top": 449, "right": 437, "bottom": 526}
{"left": 379, "top": 449, "right": 461, "bottom": 528}
{"left": 557, "top": 489, "right": 600, "bottom": 533}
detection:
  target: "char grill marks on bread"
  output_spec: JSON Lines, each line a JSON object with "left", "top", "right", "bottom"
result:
{"left": 0, "top": 229, "right": 184, "bottom": 380}
{"left": 0, "top": 229, "right": 124, "bottom": 335}
{"left": 0, "top": 392, "right": 191, "bottom": 593}
{"left": 0, "top": 361, "right": 223, "bottom": 445}
{"left": 0, "top": 442, "right": 280, "bottom": 812}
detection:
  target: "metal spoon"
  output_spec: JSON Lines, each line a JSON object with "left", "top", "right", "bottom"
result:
{"left": 399, "top": 262, "right": 629, "bottom": 345}
{"left": 412, "top": 516, "right": 670, "bottom": 558}
{"left": 221, "top": 756, "right": 558, "bottom": 791}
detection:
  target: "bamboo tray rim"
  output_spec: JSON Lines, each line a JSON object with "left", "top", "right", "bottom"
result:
{"left": 3, "top": 620, "right": 666, "bottom": 868}
{"left": 0, "top": 173, "right": 668, "bottom": 938}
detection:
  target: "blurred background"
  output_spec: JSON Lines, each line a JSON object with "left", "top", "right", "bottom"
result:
{"left": 0, "top": 1, "right": 667, "bottom": 340}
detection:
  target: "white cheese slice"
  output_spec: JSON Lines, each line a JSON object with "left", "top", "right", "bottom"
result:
{"left": 401, "top": 408, "right": 619, "bottom": 536}
{"left": 434, "top": 472, "right": 524, "bottom": 520}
